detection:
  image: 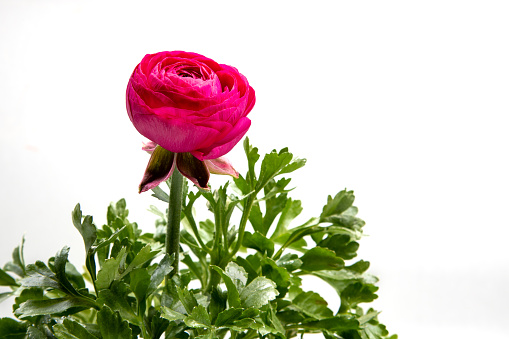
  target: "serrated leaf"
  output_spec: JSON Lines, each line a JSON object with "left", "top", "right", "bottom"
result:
{"left": 240, "top": 276, "right": 279, "bottom": 308}
{"left": 160, "top": 306, "right": 186, "bottom": 321}
{"left": 279, "top": 157, "right": 306, "bottom": 174}
{"left": 146, "top": 310, "right": 170, "bottom": 339}
{"left": 256, "top": 150, "right": 293, "bottom": 193}
{"left": 4, "top": 237, "right": 26, "bottom": 277}
{"left": 302, "top": 315, "right": 360, "bottom": 331}
{"left": 54, "top": 247, "right": 82, "bottom": 297}
{"left": 184, "top": 304, "right": 211, "bottom": 328}
{"left": 107, "top": 199, "right": 128, "bottom": 225}
{"left": 148, "top": 254, "right": 173, "bottom": 296}
{"left": 97, "top": 306, "right": 132, "bottom": 339}
{"left": 291, "top": 291, "right": 333, "bottom": 319}
{"left": 271, "top": 198, "right": 302, "bottom": 240}
{"left": 65, "top": 262, "right": 85, "bottom": 290}
{"left": 15, "top": 297, "right": 96, "bottom": 318}
{"left": 97, "top": 281, "right": 140, "bottom": 326}
{"left": 176, "top": 286, "right": 198, "bottom": 314}
{"left": 130, "top": 268, "right": 150, "bottom": 310}
{"left": 211, "top": 266, "right": 241, "bottom": 308}
{"left": 95, "top": 247, "right": 126, "bottom": 290}
{"left": 300, "top": 247, "right": 344, "bottom": 271}
{"left": 224, "top": 262, "right": 248, "bottom": 291}
{"left": 320, "top": 190, "right": 356, "bottom": 220}
{"left": 319, "top": 234, "right": 360, "bottom": 260}
{"left": 276, "top": 253, "right": 302, "bottom": 272}
{"left": 53, "top": 318, "right": 99, "bottom": 339}
{"left": 261, "top": 258, "right": 290, "bottom": 297}
{"left": 26, "top": 326, "right": 47, "bottom": 339}
{"left": 214, "top": 308, "right": 243, "bottom": 327}
{"left": 21, "top": 261, "right": 61, "bottom": 290}
{"left": 242, "top": 231, "right": 274, "bottom": 257}
{"left": 118, "top": 244, "right": 159, "bottom": 280}
{"left": 72, "top": 204, "right": 97, "bottom": 254}
{"left": 0, "top": 317, "right": 28, "bottom": 339}
{"left": 151, "top": 185, "right": 169, "bottom": 203}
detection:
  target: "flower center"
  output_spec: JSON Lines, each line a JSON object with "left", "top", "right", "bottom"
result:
{"left": 175, "top": 65, "right": 204, "bottom": 79}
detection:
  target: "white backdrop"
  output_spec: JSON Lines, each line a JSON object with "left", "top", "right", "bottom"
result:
{"left": 1, "top": 0, "right": 509, "bottom": 338}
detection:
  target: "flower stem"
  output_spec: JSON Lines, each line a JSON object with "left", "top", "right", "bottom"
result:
{"left": 219, "top": 195, "right": 256, "bottom": 267}
{"left": 166, "top": 170, "right": 184, "bottom": 281}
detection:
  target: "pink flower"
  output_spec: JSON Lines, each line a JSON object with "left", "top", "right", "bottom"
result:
{"left": 126, "top": 51, "right": 255, "bottom": 192}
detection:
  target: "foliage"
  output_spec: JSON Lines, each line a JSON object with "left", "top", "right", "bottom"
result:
{"left": 0, "top": 138, "right": 396, "bottom": 338}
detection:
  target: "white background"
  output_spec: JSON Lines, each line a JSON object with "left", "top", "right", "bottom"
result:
{"left": 1, "top": 0, "right": 509, "bottom": 338}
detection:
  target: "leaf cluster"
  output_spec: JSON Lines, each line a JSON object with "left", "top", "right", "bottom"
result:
{"left": 0, "top": 138, "right": 396, "bottom": 339}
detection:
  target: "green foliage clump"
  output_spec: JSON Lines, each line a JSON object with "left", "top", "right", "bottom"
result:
{"left": 0, "top": 139, "right": 396, "bottom": 338}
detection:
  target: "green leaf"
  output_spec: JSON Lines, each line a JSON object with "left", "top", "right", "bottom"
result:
{"left": 271, "top": 198, "right": 302, "bottom": 241}
{"left": 301, "top": 315, "right": 360, "bottom": 331}
{"left": 130, "top": 268, "right": 150, "bottom": 306}
{"left": 256, "top": 149, "right": 293, "bottom": 193}
{"left": 261, "top": 258, "right": 291, "bottom": 297}
{"left": 54, "top": 246, "right": 83, "bottom": 297}
{"left": 118, "top": 244, "right": 159, "bottom": 280}
{"left": 26, "top": 326, "right": 47, "bottom": 339}
{"left": 97, "top": 281, "right": 140, "bottom": 326}
{"left": 276, "top": 253, "right": 302, "bottom": 272}
{"left": 184, "top": 304, "right": 211, "bottom": 328}
{"left": 242, "top": 231, "right": 274, "bottom": 257}
{"left": 319, "top": 234, "right": 359, "bottom": 260}
{"left": 0, "top": 292, "right": 13, "bottom": 303}
{"left": 290, "top": 291, "right": 333, "bottom": 319}
{"left": 151, "top": 185, "right": 169, "bottom": 203}
{"left": 240, "top": 276, "right": 279, "bottom": 308}
{"left": 300, "top": 247, "right": 345, "bottom": 271}
{"left": 279, "top": 157, "right": 306, "bottom": 175}
{"left": 53, "top": 318, "right": 99, "bottom": 339}
{"left": 96, "top": 247, "right": 127, "bottom": 290}
{"left": 72, "top": 204, "right": 97, "bottom": 254}
{"left": 160, "top": 306, "right": 186, "bottom": 321}
{"left": 312, "top": 269, "right": 379, "bottom": 312}
{"left": 15, "top": 297, "right": 96, "bottom": 318}
{"left": 214, "top": 308, "right": 243, "bottom": 327}
{"left": 224, "top": 262, "right": 248, "bottom": 291}
{"left": 97, "top": 306, "right": 132, "bottom": 339}
{"left": 0, "top": 317, "right": 28, "bottom": 339}
{"left": 21, "top": 261, "right": 61, "bottom": 290}
{"left": 146, "top": 309, "right": 170, "bottom": 339}
{"left": 176, "top": 286, "right": 198, "bottom": 314}
{"left": 320, "top": 189, "right": 356, "bottom": 220}
{"left": 107, "top": 199, "right": 129, "bottom": 225}
{"left": 148, "top": 254, "right": 173, "bottom": 296}
{"left": 211, "top": 266, "right": 241, "bottom": 308}
{"left": 0, "top": 268, "right": 17, "bottom": 286}
{"left": 4, "top": 237, "right": 26, "bottom": 277}
{"left": 13, "top": 287, "right": 43, "bottom": 313}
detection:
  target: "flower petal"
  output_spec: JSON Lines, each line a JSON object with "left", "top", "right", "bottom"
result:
{"left": 176, "top": 153, "right": 210, "bottom": 190}
{"left": 139, "top": 146, "right": 175, "bottom": 193}
{"left": 142, "top": 140, "right": 158, "bottom": 153}
{"left": 204, "top": 157, "right": 239, "bottom": 178}
{"left": 191, "top": 117, "right": 251, "bottom": 160}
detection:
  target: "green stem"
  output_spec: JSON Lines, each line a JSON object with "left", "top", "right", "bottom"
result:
{"left": 166, "top": 170, "right": 184, "bottom": 281}
{"left": 220, "top": 195, "right": 256, "bottom": 267}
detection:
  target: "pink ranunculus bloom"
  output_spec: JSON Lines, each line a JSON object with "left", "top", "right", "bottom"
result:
{"left": 126, "top": 51, "right": 255, "bottom": 192}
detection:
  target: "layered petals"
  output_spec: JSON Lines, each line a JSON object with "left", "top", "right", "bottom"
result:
{"left": 127, "top": 50, "right": 255, "bottom": 161}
